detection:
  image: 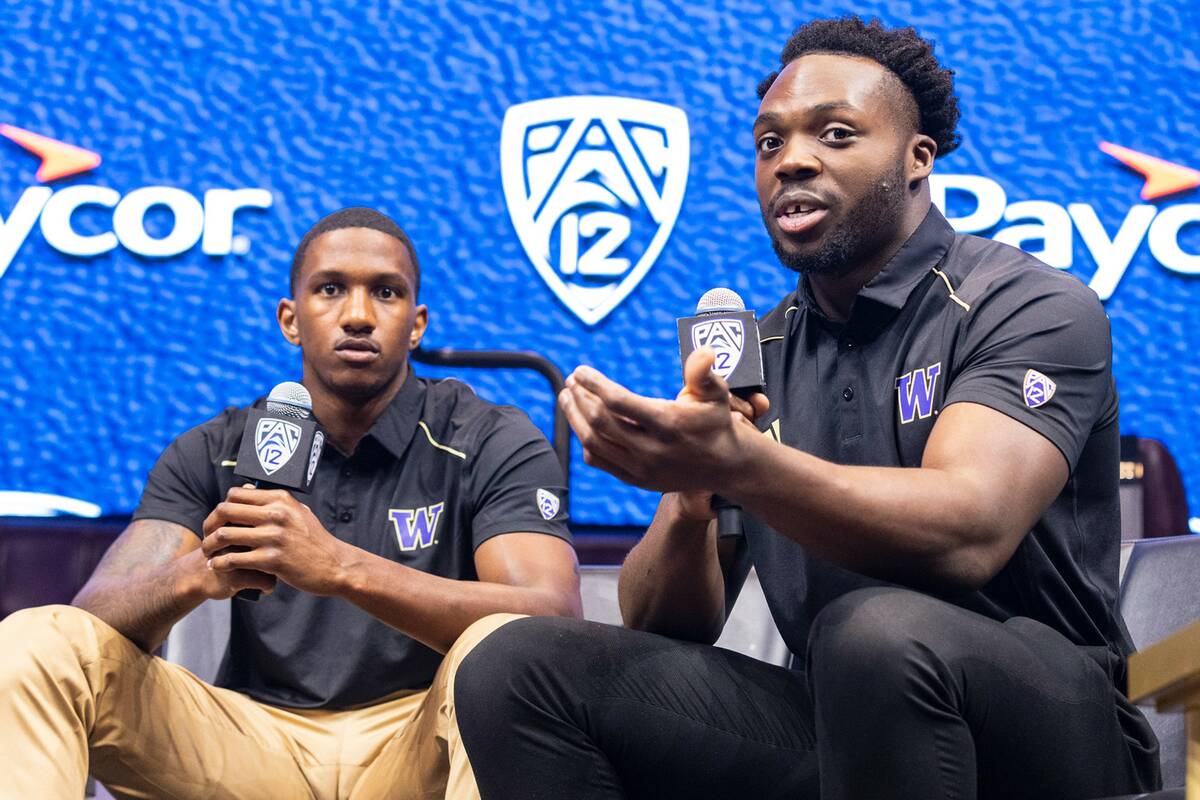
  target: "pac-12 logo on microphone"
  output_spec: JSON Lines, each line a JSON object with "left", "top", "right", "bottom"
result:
{"left": 500, "top": 96, "right": 689, "bottom": 326}
{"left": 692, "top": 318, "right": 745, "bottom": 379}
{"left": 255, "top": 418, "right": 302, "bottom": 476}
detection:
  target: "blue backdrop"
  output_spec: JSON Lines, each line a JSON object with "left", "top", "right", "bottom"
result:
{"left": 1, "top": 0, "right": 1197, "bottom": 527}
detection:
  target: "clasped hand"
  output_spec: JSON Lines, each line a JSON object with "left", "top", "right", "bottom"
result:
{"left": 559, "top": 348, "right": 769, "bottom": 505}
{"left": 199, "top": 485, "right": 351, "bottom": 598}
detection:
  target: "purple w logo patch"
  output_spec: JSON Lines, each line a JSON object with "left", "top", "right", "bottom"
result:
{"left": 388, "top": 503, "right": 445, "bottom": 551}
{"left": 895, "top": 363, "right": 942, "bottom": 424}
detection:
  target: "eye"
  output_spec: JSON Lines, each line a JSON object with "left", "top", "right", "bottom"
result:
{"left": 756, "top": 134, "right": 783, "bottom": 155}
{"left": 376, "top": 286, "right": 397, "bottom": 300}
{"left": 821, "top": 126, "right": 856, "bottom": 143}
{"left": 318, "top": 283, "right": 341, "bottom": 296}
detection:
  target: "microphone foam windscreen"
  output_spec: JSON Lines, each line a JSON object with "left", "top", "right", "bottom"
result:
{"left": 266, "top": 381, "right": 313, "bottom": 419}
{"left": 696, "top": 287, "right": 745, "bottom": 315}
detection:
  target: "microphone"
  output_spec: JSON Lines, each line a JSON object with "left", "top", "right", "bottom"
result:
{"left": 677, "top": 289, "right": 765, "bottom": 537}
{"left": 229, "top": 382, "right": 326, "bottom": 601}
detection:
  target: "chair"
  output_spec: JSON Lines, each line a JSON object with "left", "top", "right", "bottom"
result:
{"left": 163, "top": 596, "right": 231, "bottom": 684}
{"left": 1116, "top": 535, "right": 1200, "bottom": 791}
{"left": 1119, "top": 437, "right": 1189, "bottom": 540}
{"left": 580, "top": 566, "right": 791, "bottom": 666}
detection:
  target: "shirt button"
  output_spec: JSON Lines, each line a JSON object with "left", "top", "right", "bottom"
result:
{"left": 341, "top": 467, "right": 353, "bottom": 478}
{"left": 339, "top": 510, "right": 353, "bottom": 523}
{"left": 842, "top": 387, "right": 854, "bottom": 401}
{"left": 844, "top": 340, "right": 855, "bottom": 350}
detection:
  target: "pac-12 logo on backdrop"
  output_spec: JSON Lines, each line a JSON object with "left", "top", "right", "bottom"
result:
{"left": 500, "top": 96, "right": 689, "bottom": 326}
{"left": 691, "top": 318, "right": 744, "bottom": 379}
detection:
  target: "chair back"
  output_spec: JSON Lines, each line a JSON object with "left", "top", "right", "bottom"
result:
{"left": 1118, "top": 535, "right": 1200, "bottom": 788}
{"left": 164, "top": 598, "right": 230, "bottom": 684}
{"left": 580, "top": 566, "right": 791, "bottom": 666}
{"left": 1120, "top": 438, "right": 1188, "bottom": 539}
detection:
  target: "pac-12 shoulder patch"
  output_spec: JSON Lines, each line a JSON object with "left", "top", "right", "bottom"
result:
{"left": 1023, "top": 369, "right": 1056, "bottom": 409}
{"left": 536, "top": 488, "right": 560, "bottom": 520}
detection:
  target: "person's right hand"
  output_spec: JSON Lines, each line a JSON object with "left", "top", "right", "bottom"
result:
{"left": 671, "top": 351, "right": 770, "bottom": 524}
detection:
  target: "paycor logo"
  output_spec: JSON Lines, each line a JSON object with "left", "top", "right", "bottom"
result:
{"left": 931, "top": 143, "right": 1200, "bottom": 300}
{"left": 0, "top": 125, "right": 272, "bottom": 281}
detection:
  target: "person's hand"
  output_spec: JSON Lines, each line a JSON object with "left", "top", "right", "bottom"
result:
{"left": 559, "top": 348, "right": 768, "bottom": 499}
{"left": 672, "top": 350, "right": 769, "bottom": 521}
{"left": 180, "top": 544, "right": 278, "bottom": 601}
{"left": 200, "top": 485, "right": 354, "bottom": 596}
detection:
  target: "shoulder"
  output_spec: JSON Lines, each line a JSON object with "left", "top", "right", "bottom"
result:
{"left": 949, "top": 234, "right": 1103, "bottom": 320}
{"left": 416, "top": 377, "right": 545, "bottom": 460}
{"left": 166, "top": 405, "right": 249, "bottom": 463}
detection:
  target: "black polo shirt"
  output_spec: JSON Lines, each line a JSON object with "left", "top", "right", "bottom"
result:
{"left": 744, "top": 206, "right": 1134, "bottom": 684}
{"left": 133, "top": 370, "right": 570, "bottom": 709}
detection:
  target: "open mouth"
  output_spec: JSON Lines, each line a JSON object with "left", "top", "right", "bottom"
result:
{"left": 775, "top": 201, "right": 829, "bottom": 237}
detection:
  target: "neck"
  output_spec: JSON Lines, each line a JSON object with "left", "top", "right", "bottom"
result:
{"left": 305, "top": 363, "right": 410, "bottom": 455}
{"left": 808, "top": 193, "right": 931, "bottom": 323}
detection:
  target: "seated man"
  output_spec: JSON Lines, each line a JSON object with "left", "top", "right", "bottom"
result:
{"left": 454, "top": 17, "right": 1160, "bottom": 800}
{"left": 0, "top": 207, "right": 581, "bottom": 799}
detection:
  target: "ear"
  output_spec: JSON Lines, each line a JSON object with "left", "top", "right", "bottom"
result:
{"left": 908, "top": 133, "right": 937, "bottom": 188}
{"left": 277, "top": 298, "right": 301, "bottom": 346}
{"left": 409, "top": 304, "right": 429, "bottom": 351}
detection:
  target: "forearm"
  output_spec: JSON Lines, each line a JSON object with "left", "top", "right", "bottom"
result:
{"left": 335, "top": 549, "right": 579, "bottom": 654}
{"left": 618, "top": 494, "right": 726, "bottom": 643}
{"left": 72, "top": 549, "right": 207, "bottom": 652}
{"left": 724, "top": 431, "right": 1010, "bottom": 592}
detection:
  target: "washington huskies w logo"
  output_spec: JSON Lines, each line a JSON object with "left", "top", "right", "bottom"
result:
{"left": 896, "top": 363, "right": 942, "bottom": 424}
{"left": 255, "top": 418, "right": 301, "bottom": 476}
{"left": 501, "top": 96, "right": 690, "bottom": 325}
{"left": 389, "top": 503, "right": 445, "bottom": 551}
{"left": 692, "top": 318, "right": 744, "bottom": 379}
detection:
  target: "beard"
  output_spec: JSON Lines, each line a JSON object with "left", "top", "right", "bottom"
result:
{"left": 763, "top": 163, "right": 909, "bottom": 277}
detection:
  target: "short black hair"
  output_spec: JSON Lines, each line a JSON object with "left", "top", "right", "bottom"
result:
{"left": 757, "top": 16, "right": 961, "bottom": 157}
{"left": 289, "top": 207, "right": 421, "bottom": 297}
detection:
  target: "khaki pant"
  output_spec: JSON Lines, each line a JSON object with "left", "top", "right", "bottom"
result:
{"left": 0, "top": 605, "right": 523, "bottom": 800}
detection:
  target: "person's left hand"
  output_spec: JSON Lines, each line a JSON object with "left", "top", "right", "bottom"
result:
{"left": 201, "top": 485, "right": 353, "bottom": 596}
{"left": 559, "top": 348, "right": 767, "bottom": 495}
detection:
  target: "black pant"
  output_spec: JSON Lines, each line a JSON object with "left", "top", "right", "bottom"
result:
{"left": 455, "top": 587, "right": 1160, "bottom": 799}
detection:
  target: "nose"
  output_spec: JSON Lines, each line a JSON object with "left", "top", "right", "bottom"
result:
{"left": 775, "top": 138, "right": 822, "bottom": 182}
{"left": 339, "top": 286, "right": 375, "bottom": 332}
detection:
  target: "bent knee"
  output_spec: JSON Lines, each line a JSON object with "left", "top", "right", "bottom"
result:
{"left": 454, "top": 616, "right": 594, "bottom": 707}
{"left": 443, "top": 612, "right": 528, "bottom": 676}
{"left": 809, "top": 587, "right": 952, "bottom": 669}
{"left": 1, "top": 604, "right": 104, "bottom": 641}
{"left": 0, "top": 605, "right": 107, "bottom": 678}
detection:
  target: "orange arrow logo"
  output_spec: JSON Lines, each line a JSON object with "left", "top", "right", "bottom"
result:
{"left": 1100, "top": 142, "right": 1200, "bottom": 201}
{"left": 0, "top": 124, "right": 101, "bottom": 182}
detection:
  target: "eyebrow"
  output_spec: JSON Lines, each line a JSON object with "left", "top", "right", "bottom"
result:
{"left": 754, "top": 102, "right": 859, "bottom": 128}
{"left": 305, "top": 269, "right": 347, "bottom": 285}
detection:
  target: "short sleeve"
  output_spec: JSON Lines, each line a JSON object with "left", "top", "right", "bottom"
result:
{"left": 465, "top": 408, "right": 571, "bottom": 549}
{"left": 131, "top": 424, "right": 222, "bottom": 538}
{"left": 943, "top": 277, "right": 1114, "bottom": 472}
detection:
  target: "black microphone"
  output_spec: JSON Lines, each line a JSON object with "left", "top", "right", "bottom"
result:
{"left": 229, "top": 381, "right": 326, "bottom": 601}
{"left": 677, "top": 288, "right": 765, "bottom": 538}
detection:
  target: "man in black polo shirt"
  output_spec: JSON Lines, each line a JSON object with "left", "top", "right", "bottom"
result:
{"left": 0, "top": 207, "right": 581, "bottom": 799}
{"left": 455, "top": 17, "right": 1160, "bottom": 799}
